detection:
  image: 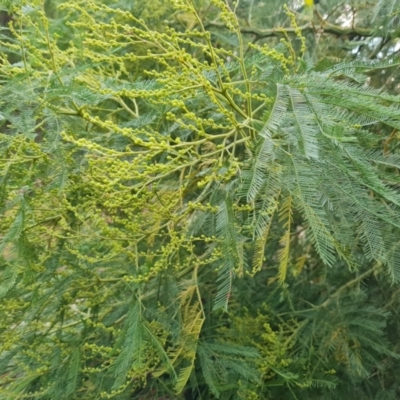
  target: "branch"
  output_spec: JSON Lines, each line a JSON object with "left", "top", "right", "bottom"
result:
{"left": 317, "top": 266, "right": 376, "bottom": 309}
{"left": 278, "top": 266, "right": 377, "bottom": 317}
{"left": 205, "top": 18, "right": 394, "bottom": 42}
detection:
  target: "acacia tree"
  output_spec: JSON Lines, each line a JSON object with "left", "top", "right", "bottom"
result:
{"left": 1, "top": 0, "right": 400, "bottom": 399}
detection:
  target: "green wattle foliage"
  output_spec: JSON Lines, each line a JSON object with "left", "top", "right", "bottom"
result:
{"left": 1, "top": 0, "right": 400, "bottom": 399}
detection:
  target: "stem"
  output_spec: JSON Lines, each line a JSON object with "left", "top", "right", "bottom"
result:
{"left": 111, "top": 96, "right": 138, "bottom": 118}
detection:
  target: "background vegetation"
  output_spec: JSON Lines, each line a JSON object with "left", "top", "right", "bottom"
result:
{"left": 1, "top": 0, "right": 400, "bottom": 398}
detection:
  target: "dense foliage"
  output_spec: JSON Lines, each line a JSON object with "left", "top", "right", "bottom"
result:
{"left": 1, "top": 0, "right": 400, "bottom": 398}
